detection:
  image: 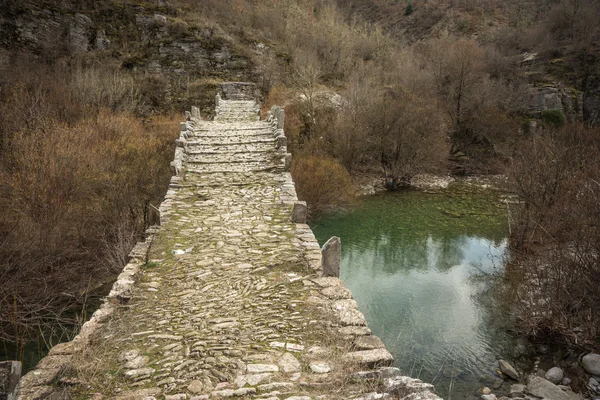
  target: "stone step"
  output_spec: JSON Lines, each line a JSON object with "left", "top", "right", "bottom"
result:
{"left": 215, "top": 108, "right": 258, "bottom": 112}
{"left": 187, "top": 137, "right": 275, "bottom": 146}
{"left": 195, "top": 122, "right": 269, "bottom": 130}
{"left": 187, "top": 147, "right": 275, "bottom": 155}
{"left": 189, "top": 131, "right": 273, "bottom": 138}
{"left": 187, "top": 163, "right": 282, "bottom": 173}
{"left": 194, "top": 126, "right": 272, "bottom": 132}
{"left": 187, "top": 153, "right": 277, "bottom": 164}
{"left": 214, "top": 117, "right": 260, "bottom": 122}
{"left": 215, "top": 110, "right": 259, "bottom": 115}
{"left": 218, "top": 100, "right": 256, "bottom": 105}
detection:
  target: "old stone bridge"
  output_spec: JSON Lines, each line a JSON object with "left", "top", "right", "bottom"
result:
{"left": 13, "top": 83, "right": 440, "bottom": 400}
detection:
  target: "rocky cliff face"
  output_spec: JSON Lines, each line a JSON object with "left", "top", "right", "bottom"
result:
{"left": 0, "top": 2, "right": 256, "bottom": 115}
{"left": 0, "top": 8, "right": 109, "bottom": 55}
{"left": 528, "top": 85, "right": 583, "bottom": 123}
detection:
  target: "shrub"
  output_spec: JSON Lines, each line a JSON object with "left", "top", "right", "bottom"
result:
{"left": 507, "top": 124, "right": 600, "bottom": 341}
{"left": 404, "top": 2, "right": 414, "bottom": 16}
{"left": 0, "top": 58, "right": 177, "bottom": 348}
{"left": 0, "top": 111, "right": 176, "bottom": 346}
{"left": 540, "top": 109, "right": 567, "bottom": 128}
{"left": 291, "top": 156, "right": 355, "bottom": 218}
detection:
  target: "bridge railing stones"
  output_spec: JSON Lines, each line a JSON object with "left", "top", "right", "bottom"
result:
{"left": 321, "top": 236, "right": 341, "bottom": 278}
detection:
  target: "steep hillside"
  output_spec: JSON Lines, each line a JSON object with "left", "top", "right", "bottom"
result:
{"left": 0, "top": 0, "right": 257, "bottom": 116}
{"left": 337, "top": 0, "right": 600, "bottom": 123}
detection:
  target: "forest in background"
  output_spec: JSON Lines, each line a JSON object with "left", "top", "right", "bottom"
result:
{"left": 0, "top": 0, "right": 599, "bottom": 358}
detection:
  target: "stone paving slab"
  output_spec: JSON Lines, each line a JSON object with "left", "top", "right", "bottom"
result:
{"left": 17, "top": 84, "right": 441, "bottom": 400}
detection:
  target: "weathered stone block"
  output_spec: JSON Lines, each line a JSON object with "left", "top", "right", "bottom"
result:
{"left": 284, "top": 153, "right": 292, "bottom": 171}
{"left": 383, "top": 376, "right": 439, "bottom": 398}
{"left": 322, "top": 285, "right": 352, "bottom": 299}
{"left": 15, "top": 385, "right": 55, "bottom": 400}
{"left": 345, "top": 348, "right": 394, "bottom": 367}
{"left": 276, "top": 108, "right": 285, "bottom": 129}
{"left": 220, "top": 82, "right": 259, "bottom": 101}
{"left": 0, "top": 361, "right": 21, "bottom": 400}
{"left": 321, "top": 236, "right": 341, "bottom": 277}
{"left": 148, "top": 204, "right": 161, "bottom": 226}
{"left": 276, "top": 135, "right": 287, "bottom": 149}
{"left": 18, "top": 368, "right": 60, "bottom": 388}
{"left": 353, "top": 335, "right": 386, "bottom": 350}
{"left": 191, "top": 106, "right": 200, "bottom": 119}
{"left": 291, "top": 201, "right": 307, "bottom": 223}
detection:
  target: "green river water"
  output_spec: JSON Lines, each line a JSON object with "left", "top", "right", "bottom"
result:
{"left": 311, "top": 184, "right": 517, "bottom": 399}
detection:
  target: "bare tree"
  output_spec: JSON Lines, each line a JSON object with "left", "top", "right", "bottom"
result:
{"left": 290, "top": 57, "right": 322, "bottom": 139}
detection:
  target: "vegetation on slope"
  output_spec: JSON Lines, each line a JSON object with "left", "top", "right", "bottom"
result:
{"left": 0, "top": 58, "right": 176, "bottom": 353}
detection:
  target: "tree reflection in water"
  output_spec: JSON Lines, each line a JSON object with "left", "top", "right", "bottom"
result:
{"left": 312, "top": 185, "right": 511, "bottom": 399}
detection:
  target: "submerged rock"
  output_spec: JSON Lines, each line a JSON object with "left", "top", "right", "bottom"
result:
{"left": 442, "top": 365, "right": 462, "bottom": 379}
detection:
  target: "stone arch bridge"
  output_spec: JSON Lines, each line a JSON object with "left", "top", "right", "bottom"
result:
{"left": 12, "top": 83, "right": 440, "bottom": 400}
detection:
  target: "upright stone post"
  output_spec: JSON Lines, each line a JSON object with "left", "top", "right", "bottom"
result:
{"left": 276, "top": 134, "right": 287, "bottom": 149}
{"left": 191, "top": 106, "right": 200, "bottom": 120}
{"left": 291, "top": 201, "right": 307, "bottom": 224}
{"left": 148, "top": 204, "right": 161, "bottom": 226}
{"left": 277, "top": 108, "right": 285, "bottom": 130}
{"left": 0, "top": 361, "right": 21, "bottom": 400}
{"left": 321, "top": 236, "right": 341, "bottom": 277}
{"left": 215, "top": 92, "right": 221, "bottom": 107}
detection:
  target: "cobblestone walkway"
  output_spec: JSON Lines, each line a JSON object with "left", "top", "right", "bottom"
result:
{"left": 18, "top": 85, "right": 441, "bottom": 400}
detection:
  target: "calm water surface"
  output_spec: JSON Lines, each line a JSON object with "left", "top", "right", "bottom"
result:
{"left": 311, "top": 185, "right": 516, "bottom": 399}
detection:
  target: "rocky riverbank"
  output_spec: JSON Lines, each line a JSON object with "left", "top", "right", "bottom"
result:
{"left": 475, "top": 353, "right": 600, "bottom": 400}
